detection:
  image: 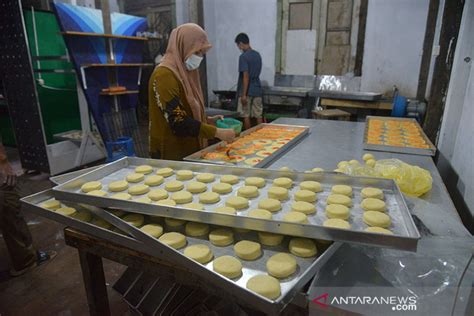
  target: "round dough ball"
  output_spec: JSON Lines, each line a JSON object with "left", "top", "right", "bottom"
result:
{"left": 209, "top": 228, "right": 234, "bottom": 246}
{"left": 165, "top": 180, "right": 184, "bottom": 192}
{"left": 361, "top": 198, "right": 386, "bottom": 212}
{"left": 289, "top": 238, "right": 317, "bottom": 257}
{"left": 325, "top": 204, "right": 350, "bottom": 219}
{"left": 258, "top": 198, "right": 281, "bottom": 212}
{"left": 213, "top": 255, "right": 242, "bottom": 278}
{"left": 184, "top": 244, "right": 213, "bottom": 264}
{"left": 349, "top": 160, "right": 360, "bottom": 166}
{"left": 258, "top": 232, "right": 283, "bottom": 246}
{"left": 266, "top": 253, "right": 297, "bottom": 278}
{"left": 111, "top": 192, "right": 132, "bottom": 200}
{"left": 128, "top": 184, "right": 150, "bottom": 196}
{"left": 41, "top": 199, "right": 61, "bottom": 210}
{"left": 156, "top": 199, "right": 176, "bottom": 206}
{"left": 283, "top": 212, "right": 308, "bottom": 223}
{"left": 144, "top": 175, "right": 164, "bottom": 186}
{"left": 108, "top": 180, "right": 129, "bottom": 192}
{"left": 185, "top": 222, "right": 210, "bottom": 236}
{"left": 245, "top": 177, "right": 266, "bottom": 188}
{"left": 196, "top": 173, "right": 215, "bottom": 183}
{"left": 248, "top": 209, "right": 273, "bottom": 220}
{"left": 81, "top": 181, "right": 102, "bottom": 193}
{"left": 87, "top": 190, "right": 107, "bottom": 197}
{"left": 108, "top": 209, "right": 125, "bottom": 217}
{"left": 311, "top": 167, "right": 324, "bottom": 172}
{"left": 56, "top": 207, "right": 77, "bottom": 216}
{"left": 294, "top": 190, "right": 317, "bottom": 202}
{"left": 159, "top": 232, "right": 186, "bottom": 249}
{"left": 246, "top": 275, "right": 281, "bottom": 300}
{"left": 300, "top": 181, "right": 322, "bottom": 193}
{"left": 176, "top": 170, "right": 194, "bottom": 180}
{"left": 186, "top": 181, "right": 207, "bottom": 194}
{"left": 148, "top": 189, "right": 169, "bottom": 201}
{"left": 327, "top": 194, "right": 352, "bottom": 207}
{"left": 272, "top": 177, "right": 293, "bottom": 188}
{"left": 198, "top": 191, "right": 220, "bottom": 204}
{"left": 366, "top": 159, "right": 376, "bottom": 168}
{"left": 279, "top": 166, "right": 291, "bottom": 171}
{"left": 220, "top": 174, "right": 239, "bottom": 185}
{"left": 237, "top": 186, "right": 259, "bottom": 198}
{"left": 212, "top": 182, "right": 232, "bottom": 194}
{"left": 140, "top": 224, "right": 163, "bottom": 238}
{"left": 365, "top": 226, "right": 393, "bottom": 234}
{"left": 337, "top": 161, "right": 349, "bottom": 168}
{"left": 183, "top": 202, "right": 204, "bottom": 210}
{"left": 123, "top": 213, "right": 144, "bottom": 227}
{"left": 126, "top": 173, "right": 145, "bottom": 183}
{"left": 234, "top": 240, "right": 262, "bottom": 260}
{"left": 214, "top": 206, "right": 236, "bottom": 215}
{"left": 331, "top": 185, "right": 352, "bottom": 196}
{"left": 156, "top": 167, "right": 173, "bottom": 177}
{"left": 291, "top": 201, "right": 316, "bottom": 214}
{"left": 93, "top": 218, "right": 112, "bottom": 229}
{"left": 74, "top": 211, "right": 92, "bottom": 222}
{"left": 225, "top": 196, "right": 249, "bottom": 210}
{"left": 361, "top": 187, "right": 384, "bottom": 199}
{"left": 171, "top": 191, "right": 193, "bottom": 204}
{"left": 362, "top": 153, "right": 375, "bottom": 161}
{"left": 135, "top": 196, "right": 152, "bottom": 204}
{"left": 363, "top": 211, "right": 391, "bottom": 228}
{"left": 135, "top": 165, "right": 153, "bottom": 174}
{"left": 268, "top": 186, "right": 288, "bottom": 200}
{"left": 323, "top": 218, "right": 351, "bottom": 229}
{"left": 165, "top": 217, "right": 186, "bottom": 228}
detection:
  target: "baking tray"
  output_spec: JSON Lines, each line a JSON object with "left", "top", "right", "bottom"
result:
{"left": 184, "top": 123, "right": 310, "bottom": 168}
{"left": 363, "top": 116, "right": 436, "bottom": 156}
{"left": 51, "top": 157, "right": 420, "bottom": 251}
{"left": 309, "top": 90, "right": 383, "bottom": 101}
{"left": 21, "top": 189, "right": 341, "bottom": 315}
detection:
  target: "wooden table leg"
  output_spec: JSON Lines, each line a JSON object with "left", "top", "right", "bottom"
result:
{"left": 78, "top": 250, "right": 111, "bottom": 316}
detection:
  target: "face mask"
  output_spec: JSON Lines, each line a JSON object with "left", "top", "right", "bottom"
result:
{"left": 185, "top": 54, "right": 203, "bottom": 70}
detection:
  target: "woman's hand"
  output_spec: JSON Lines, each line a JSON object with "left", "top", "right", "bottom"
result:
{"left": 0, "top": 160, "right": 17, "bottom": 187}
{"left": 215, "top": 128, "right": 236, "bottom": 143}
{"left": 207, "top": 115, "right": 224, "bottom": 125}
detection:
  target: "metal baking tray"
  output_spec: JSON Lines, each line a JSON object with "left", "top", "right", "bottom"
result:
{"left": 363, "top": 116, "right": 436, "bottom": 156}
{"left": 21, "top": 189, "right": 341, "bottom": 315}
{"left": 309, "top": 90, "right": 383, "bottom": 101}
{"left": 51, "top": 157, "right": 420, "bottom": 251}
{"left": 184, "top": 123, "right": 310, "bottom": 168}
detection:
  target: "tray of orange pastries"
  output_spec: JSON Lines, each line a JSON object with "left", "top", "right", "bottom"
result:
{"left": 363, "top": 116, "right": 436, "bottom": 156}
{"left": 184, "top": 123, "right": 310, "bottom": 167}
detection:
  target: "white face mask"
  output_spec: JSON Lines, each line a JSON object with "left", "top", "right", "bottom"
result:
{"left": 185, "top": 54, "right": 203, "bottom": 70}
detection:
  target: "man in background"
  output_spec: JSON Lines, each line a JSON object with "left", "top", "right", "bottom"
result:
{"left": 235, "top": 33, "right": 263, "bottom": 130}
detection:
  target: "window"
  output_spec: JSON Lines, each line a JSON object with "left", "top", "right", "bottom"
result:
{"left": 288, "top": 2, "right": 313, "bottom": 30}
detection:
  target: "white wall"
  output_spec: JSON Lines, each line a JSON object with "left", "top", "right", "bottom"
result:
{"left": 285, "top": 30, "right": 317, "bottom": 75}
{"left": 175, "top": 0, "right": 189, "bottom": 26}
{"left": 360, "top": 0, "right": 429, "bottom": 97}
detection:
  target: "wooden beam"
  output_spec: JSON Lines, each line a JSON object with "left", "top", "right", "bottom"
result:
{"left": 424, "top": 0, "right": 465, "bottom": 142}
{"left": 354, "top": 0, "right": 367, "bottom": 76}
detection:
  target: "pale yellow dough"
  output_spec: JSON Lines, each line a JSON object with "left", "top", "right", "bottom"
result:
{"left": 245, "top": 177, "right": 266, "bottom": 188}
{"left": 199, "top": 192, "right": 220, "bottom": 204}
{"left": 362, "top": 153, "right": 375, "bottom": 161}
{"left": 325, "top": 204, "right": 350, "bottom": 219}
{"left": 323, "top": 218, "right": 351, "bottom": 229}
{"left": 144, "top": 175, "right": 164, "bottom": 186}
{"left": 248, "top": 209, "right": 273, "bottom": 220}
{"left": 366, "top": 159, "right": 376, "bottom": 167}
{"left": 237, "top": 185, "right": 259, "bottom": 198}
{"left": 214, "top": 206, "right": 236, "bottom": 215}
{"left": 148, "top": 189, "right": 169, "bottom": 201}
{"left": 283, "top": 212, "right": 308, "bottom": 223}
{"left": 311, "top": 167, "right": 324, "bottom": 172}
{"left": 56, "top": 207, "right": 77, "bottom": 217}
{"left": 268, "top": 186, "right": 288, "bottom": 200}
{"left": 246, "top": 275, "right": 281, "bottom": 300}
{"left": 258, "top": 232, "right": 284, "bottom": 246}
{"left": 196, "top": 173, "right": 215, "bottom": 183}
{"left": 258, "top": 198, "right": 281, "bottom": 212}
{"left": 234, "top": 240, "right": 261, "bottom": 260}
{"left": 182, "top": 202, "right": 204, "bottom": 210}
{"left": 184, "top": 244, "right": 213, "bottom": 264}
{"left": 326, "top": 194, "right": 352, "bottom": 207}
{"left": 87, "top": 190, "right": 107, "bottom": 197}
{"left": 212, "top": 182, "right": 232, "bottom": 194}
{"left": 74, "top": 211, "right": 92, "bottom": 222}
{"left": 128, "top": 184, "right": 150, "bottom": 195}
{"left": 159, "top": 232, "right": 186, "bottom": 249}
{"left": 108, "top": 180, "right": 129, "bottom": 192}
{"left": 365, "top": 226, "right": 393, "bottom": 234}
{"left": 111, "top": 192, "right": 131, "bottom": 200}
{"left": 220, "top": 174, "right": 239, "bottom": 185}
{"left": 209, "top": 228, "right": 234, "bottom": 246}
{"left": 140, "top": 224, "right": 163, "bottom": 238}
{"left": 108, "top": 209, "right": 125, "bottom": 217}
{"left": 225, "top": 196, "right": 249, "bottom": 209}
{"left": 171, "top": 191, "right": 193, "bottom": 204}
{"left": 331, "top": 185, "right": 353, "bottom": 196}
{"left": 186, "top": 181, "right": 207, "bottom": 194}
{"left": 134, "top": 196, "right": 152, "bottom": 204}
{"left": 185, "top": 222, "right": 210, "bottom": 236}
{"left": 41, "top": 199, "right": 61, "bottom": 210}
{"left": 92, "top": 218, "right": 112, "bottom": 229}
{"left": 176, "top": 170, "right": 194, "bottom": 180}
{"left": 266, "top": 253, "right": 297, "bottom": 278}
{"left": 291, "top": 201, "right": 316, "bottom": 214}
{"left": 156, "top": 199, "right": 176, "bottom": 206}
{"left": 294, "top": 190, "right": 317, "bottom": 202}
{"left": 337, "top": 161, "right": 349, "bottom": 169}
{"left": 135, "top": 165, "right": 153, "bottom": 174}
{"left": 165, "top": 218, "right": 185, "bottom": 228}
{"left": 213, "top": 255, "right": 242, "bottom": 278}
{"left": 361, "top": 198, "right": 386, "bottom": 212}
{"left": 289, "top": 238, "right": 317, "bottom": 257}
{"left": 156, "top": 167, "right": 173, "bottom": 177}
{"left": 363, "top": 211, "right": 391, "bottom": 228}
{"left": 123, "top": 213, "right": 144, "bottom": 227}
{"left": 81, "top": 181, "right": 102, "bottom": 193}
{"left": 165, "top": 180, "right": 184, "bottom": 192}
{"left": 126, "top": 173, "right": 145, "bottom": 183}
{"left": 272, "top": 177, "right": 293, "bottom": 188}
{"left": 361, "top": 187, "right": 384, "bottom": 199}
{"left": 300, "top": 181, "right": 322, "bottom": 193}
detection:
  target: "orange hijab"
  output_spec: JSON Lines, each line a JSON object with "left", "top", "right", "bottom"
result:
{"left": 159, "top": 23, "right": 212, "bottom": 123}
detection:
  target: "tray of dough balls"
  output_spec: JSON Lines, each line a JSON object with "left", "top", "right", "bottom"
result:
{"left": 20, "top": 189, "right": 341, "bottom": 313}
{"left": 184, "top": 123, "right": 310, "bottom": 167}
{"left": 51, "top": 156, "right": 420, "bottom": 251}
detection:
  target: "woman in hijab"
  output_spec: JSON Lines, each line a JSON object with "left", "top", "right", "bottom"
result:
{"left": 149, "top": 23, "right": 235, "bottom": 160}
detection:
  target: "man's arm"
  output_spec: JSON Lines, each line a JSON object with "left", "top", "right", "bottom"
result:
{"left": 0, "top": 141, "right": 17, "bottom": 187}
{"left": 242, "top": 71, "right": 249, "bottom": 99}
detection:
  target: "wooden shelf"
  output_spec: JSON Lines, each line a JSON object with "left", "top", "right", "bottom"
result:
{"left": 100, "top": 90, "right": 139, "bottom": 96}
{"left": 82, "top": 63, "right": 153, "bottom": 68}
{"left": 61, "top": 31, "right": 147, "bottom": 41}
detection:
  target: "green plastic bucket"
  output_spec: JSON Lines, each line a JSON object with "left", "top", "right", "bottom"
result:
{"left": 216, "top": 118, "right": 243, "bottom": 134}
